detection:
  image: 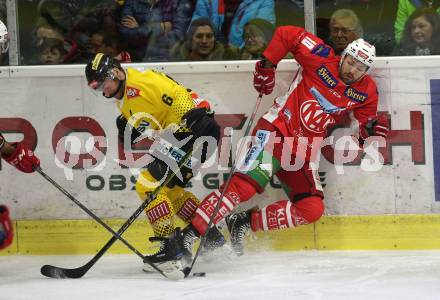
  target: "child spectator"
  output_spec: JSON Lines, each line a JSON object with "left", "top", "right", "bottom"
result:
{"left": 88, "top": 31, "right": 131, "bottom": 62}
{"left": 38, "top": 37, "right": 66, "bottom": 64}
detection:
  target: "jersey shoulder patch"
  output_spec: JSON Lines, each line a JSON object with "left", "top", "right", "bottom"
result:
{"left": 311, "top": 44, "right": 331, "bottom": 58}
{"left": 126, "top": 86, "right": 141, "bottom": 99}
{"left": 300, "top": 35, "right": 318, "bottom": 50}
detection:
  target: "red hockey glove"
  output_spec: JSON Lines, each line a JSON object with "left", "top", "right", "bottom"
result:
{"left": 2, "top": 142, "right": 40, "bottom": 173}
{"left": 253, "top": 60, "right": 275, "bottom": 95}
{"left": 0, "top": 205, "right": 13, "bottom": 250}
{"left": 360, "top": 114, "right": 390, "bottom": 142}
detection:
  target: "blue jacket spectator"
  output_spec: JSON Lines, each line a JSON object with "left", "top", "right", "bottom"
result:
{"left": 118, "top": 0, "right": 193, "bottom": 61}
{"left": 191, "top": 0, "right": 275, "bottom": 48}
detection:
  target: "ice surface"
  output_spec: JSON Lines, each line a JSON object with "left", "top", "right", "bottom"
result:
{"left": 1, "top": 251, "right": 440, "bottom": 300}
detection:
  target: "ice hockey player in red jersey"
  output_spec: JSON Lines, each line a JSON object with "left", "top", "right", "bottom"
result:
{"left": 147, "top": 25, "right": 390, "bottom": 263}
{"left": 0, "top": 21, "right": 40, "bottom": 250}
{"left": 0, "top": 133, "right": 40, "bottom": 249}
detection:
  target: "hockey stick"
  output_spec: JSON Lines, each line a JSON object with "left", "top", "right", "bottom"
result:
{"left": 38, "top": 147, "right": 194, "bottom": 280}
{"left": 183, "top": 93, "right": 263, "bottom": 277}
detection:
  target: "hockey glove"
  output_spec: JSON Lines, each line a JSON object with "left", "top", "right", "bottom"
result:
{"left": 182, "top": 108, "right": 220, "bottom": 142}
{"left": 116, "top": 114, "right": 142, "bottom": 144}
{"left": 2, "top": 142, "right": 40, "bottom": 173}
{"left": 253, "top": 60, "right": 275, "bottom": 95}
{"left": 359, "top": 114, "right": 390, "bottom": 143}
{"left": 0, "top": 205, "right": 13, "bottom": 250}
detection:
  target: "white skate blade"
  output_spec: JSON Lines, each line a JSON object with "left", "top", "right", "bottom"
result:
{"left": 163, "top": 269, "right": 185, "bottom": 280}
{"left": 142, "top": 260, "right": 185, "bottom": 280}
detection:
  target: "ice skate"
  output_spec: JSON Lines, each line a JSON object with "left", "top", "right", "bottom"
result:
{"left": 143, "top": 227, "right": 196, "bottom": 274}
{"left": 226, "top": 210, "right": 251, "bottom": 256}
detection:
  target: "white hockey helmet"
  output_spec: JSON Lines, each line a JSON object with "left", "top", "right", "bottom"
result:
{"left": 0, "top": 20, "right": 8, "bottom": 53}
{"left": 340, "top": 38, "right": 376, "bottom": 71}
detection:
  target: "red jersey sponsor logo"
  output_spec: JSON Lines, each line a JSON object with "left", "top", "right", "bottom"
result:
{"left": 126, "top": 86, "right": 141, "bottom": 99}
{"left": 177, "top": 197, "right": 198, "bottom": 221}
{"left": 226, "top": 192, "right": 240, "bottom": 204}
{"left": 300, "top": 100, "right": 336, "bottom": 134}
{"left": 146, "top": 201, "right": 171, "bottom": 223}
{"left": 344, "top": 87, "right": 368, "bottom": 103}
{"left": 316, "top": 66, "right": 338, "bottom": 88}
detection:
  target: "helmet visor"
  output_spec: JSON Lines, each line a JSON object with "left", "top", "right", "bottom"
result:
{"left": 87, "top": 71, "right": 114, "bottom": 91}
{"left": 88, "top": 79, "right": 105, "bottom": 91}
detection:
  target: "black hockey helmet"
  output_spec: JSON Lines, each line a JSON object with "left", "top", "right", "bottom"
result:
{"left": 85, "top": 53, "right": 122, "bottom": 91}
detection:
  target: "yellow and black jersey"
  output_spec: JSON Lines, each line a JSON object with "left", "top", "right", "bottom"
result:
{"left": 117, "top": 68, "right": 198, "bottom": 133}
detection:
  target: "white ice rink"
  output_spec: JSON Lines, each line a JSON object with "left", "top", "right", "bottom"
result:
{"left": 1, "top": 250, "right": 440, "bottom": 300}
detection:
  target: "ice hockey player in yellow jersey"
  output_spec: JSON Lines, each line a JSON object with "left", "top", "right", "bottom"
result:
{"left": 85, "top": 53, "right": 225, "bottom": 274}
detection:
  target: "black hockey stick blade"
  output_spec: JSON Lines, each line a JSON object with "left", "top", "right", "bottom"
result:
{"left": 41, "top": 259, "right": 185, "bottom": 280}
{"left": 41, "top": 263, "right": 90, "bottom": 279}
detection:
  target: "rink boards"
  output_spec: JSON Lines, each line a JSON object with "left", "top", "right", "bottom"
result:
{"left": 1, "top": 57, "right": 440, "bottom": 253}
{"left": 3, "top": 214, "right": 440, "bottom": 255}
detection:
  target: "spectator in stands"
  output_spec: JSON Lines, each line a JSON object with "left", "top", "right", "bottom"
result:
{"left": 88, "top": 31, "right": 131, "bottom": 63}
{"left": 35, "top": 24, "right": 64, "bottom": 47}
{"left": 191, "top": 0, "right": 275, "bottom": 48}
{"left": 328, "top": 9, "right": 363, "bottom": 55}
{"left": 38, "top": 38, "right": 66, "bottom": 64}
{"left": 393, "top": 8, "right": 440, "bottom": 55}
{"left": 69, "top": 1, "right": 123, "bottom": 63}
{"left": 224, "top": 18, "right": 274, "bottom": 60}
{"left": 169, "top": 17, "right": 224, "bottom": 61}
{"left": 33, "top": 24, "right": 78, "bottom": 64}
{"left": 33, "top": 1, "right": 119, "bottom": 63}
{"left": 118, "top": 0, "right": 193, "bottom": 62}
{"left": 394, "top": 0, "right": 440, "bottom": 44}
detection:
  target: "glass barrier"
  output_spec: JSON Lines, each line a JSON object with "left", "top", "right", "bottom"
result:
{"left": 18, "top": 0, "right": 119, "bottom": 65}
{"left": 315, "top": 0, "right": 440, "bottom": 57}
{"left": 16, "top": 0, "right": 304, "bottom": 65}
{"left": 15, "top": 0, "right": 440, "bottom": 65}
{"left": 315, "top": 1, "right": 398, "bottom": 57}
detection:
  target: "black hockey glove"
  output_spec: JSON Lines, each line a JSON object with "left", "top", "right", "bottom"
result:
{"left": 116, "top": 114, "right": 142, "bottom": 144}
{"left": 182, "top": 108, "right": 220, "bottom": 143}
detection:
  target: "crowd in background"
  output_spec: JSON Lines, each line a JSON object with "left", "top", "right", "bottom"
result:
{"left": 2, "top": 0, "right": 440, "bottom": 65}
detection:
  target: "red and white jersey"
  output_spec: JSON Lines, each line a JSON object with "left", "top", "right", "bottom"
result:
{"left": 262, "top": 26, "right": 379, "bottom": 139}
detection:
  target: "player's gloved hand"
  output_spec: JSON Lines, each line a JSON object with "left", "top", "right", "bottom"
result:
{"left": 182, "top": 108, "right": 220, "bottom": 142}
{"left": 2, "top": 142, "right": 40, "bottom": 173}
{"left": 253, "top": 60, "right": 275, "bottom": 95}
{"left": 0, "top": 205, "right": 13, "bottom": 250}
{"left": 360, "top": 114, "right": 390, "bottom": 143}
{"left": 116, "top": 114, "right": 142, "bottom": 144}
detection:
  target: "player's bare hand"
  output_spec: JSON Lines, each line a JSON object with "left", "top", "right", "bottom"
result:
{"left": 161, "top": 22, "right": 173, "bottom": 33}
{"left": 121, "top": 16, "right": 139, "bottom": 29}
